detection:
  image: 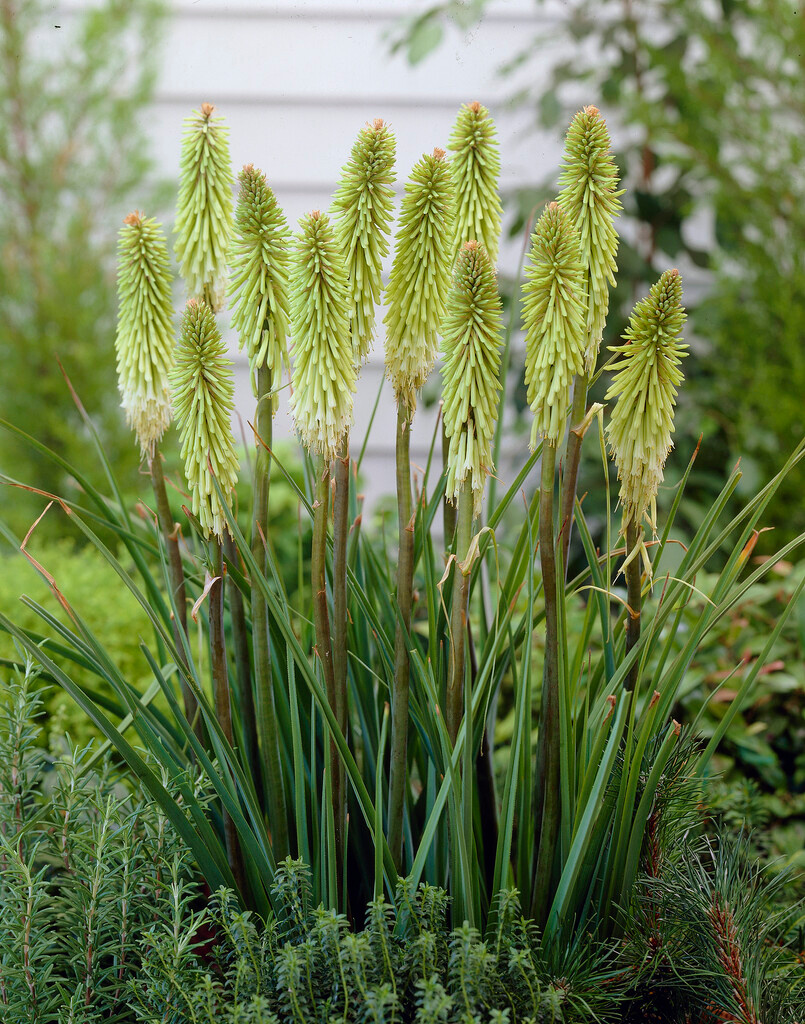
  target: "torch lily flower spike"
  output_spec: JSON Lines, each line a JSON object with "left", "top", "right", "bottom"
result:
{"left": 521, "top": 202, "right": 587, "bottom": 448}
{"left": 174, "top": 103, "right": 235, "bottom": 312}
{"left": 441, "top": 241, "right": 504, "bottom": 518}
{"left": 384, "top": 149, "right": 454, "bottom": 411}
{"left": 229, "top": 165, "right": 292, "bottom": 405}
{"left": 448, "top": 101, "right": 502, "bottom": 265}
{"left": 170, "top": 299, "right": 240, "bottom": 539}
{"left": 115, "top": 212, "right": 174, "bottom": 459}
{"left": 557, "top": 105, "right": 622, "bottom": 372}
{"left": 333, "top": 119, "right": 397, "bottom": 365}
{"left": 289, "top": 211, "right": 356, "bottom": 462}
{"left": 606, "top": 268, "right": 687, "bottom": 536}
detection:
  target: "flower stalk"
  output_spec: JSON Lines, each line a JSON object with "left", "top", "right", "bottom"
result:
{"left": 521, "top": 203, "right": 587, "bottom": 922}
{"left": 290, "top": 210, "right": 355, "bottom": 887}
{"left": 230, "top": 165, "right": 292, "bottom": 858}
{"left": 441, "top": 241, "right": 503, "bottom": 743}
{"left": 384, "top": 148, "right": 453, "bottom": 865}
{"left": 170, "top": 298, "right": 242, "bottom": 885}
{"left": 606, "top": 268, "right": 687, "bottom": 689}
{"left": 556, "top": 106, "right": 621, "bottom": 571}
{"left": 114, "top": 211, "right": 197, "bottom": 727}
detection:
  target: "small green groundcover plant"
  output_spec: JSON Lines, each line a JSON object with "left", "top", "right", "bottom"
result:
{"left": 1, "top": 100, "right": 804, "bottom": 1019}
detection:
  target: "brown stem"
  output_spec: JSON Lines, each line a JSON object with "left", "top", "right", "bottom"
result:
{"left": 388, "top": 401, "right": 414, "bottom": 868}
{"left": 209, "top": 539, "right": 245, "bottom": 893}
{"left": 446, "top": 486, "right": 473, "bottom": 745}
{"left": 148, "top": 446, "right": 200, "bottom": 737}
{"left": 625, "top": 518, "right": 642, "bottom": 692}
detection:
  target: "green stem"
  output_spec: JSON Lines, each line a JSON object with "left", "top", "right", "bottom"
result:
{"left": 224, "top": 531, "right": 259, "bottom": 790}
{"left": 312, "top": 453, "right": 342, "bottom": 891}
{"left": 251, "top": 364, "right": 289, "bottom": 860}
{"left": 442, "top": 414, "right": 457, "bottom": 549}
{"left": 531, "top": 442, "right": 560, "bottom": 925}
{"left": 388, "top": 401, "right": 414, "bottom": 868}
{"left": 332, "top": 433, "right": 350, "bottom": 869}
{"left": 209, "top": 538, "right": 245, "bottom": 893}
{"left": 446, "top": 486, "right": 473, "bottom": 745}
{"left": 559, "top": 371, "right": 588, "bottom": 574}
{"left": 625, "top": 518, "right": 642, "bottom": 692}
{"left": 148, "top": 446, "right": 200, "bottom": 737}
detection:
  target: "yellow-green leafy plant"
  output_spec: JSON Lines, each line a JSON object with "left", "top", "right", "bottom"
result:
{"left": 521, "top": 200, "right": 587, "bottom": 923}
{"left": 557, "top": 106, "right": 622, "bottom": 567}
{"left": 607, "top": 268, "right": 687, "bottom": 685}
{"left": 174, "top": 103, "right": 235, "bottom": 312}
{"left": 290, "top": 209, "right": 355, "bottom": 886}
{"left": 383, "top": 148, "right": 453, "bottom": 867}
{"left": 448, "top": 101, "right": 502, "bottom": 264}
{"left": 441, "top": 240, "right": 503, "bottom": 743}
{"left": 333, "top": 118, "right": 397, "bottom": 366}
{"left": 229, "top": 163, "right": 292, "bottom": 857}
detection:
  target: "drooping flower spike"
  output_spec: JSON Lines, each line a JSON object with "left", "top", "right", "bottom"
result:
{"left": 229, "top": 165, "right": 292, "bottom": 406}
{"left": 448, "top": 101, "right": 502, "bottom": 265}
{"left": 289, "top": 211, "right": 356, "bottom": 462}
{"left": 115, "top": 212, "right": 174, "bottom": 459}
{"left": 174, "top": 103, "right": 235, "bottom": 312}
{"left": 441, "top": 241, "right": 503, "bottom": 517}
{"left": 521, "top": 202, "right": 587, "bottom": 448}
{"left": 557, "top": 105, "right": 622, "bottom": 371}
{"left": 384, "top": 148, "right": 454, "bottom": 411}
{"left": 170, "top": 299, "right": 240, "bottom": 539}
{"left": 606, "top": 268, "right": 687, "bottom": 533}
{"left": 332, "top": 119, "right": 397, "bottom": 365}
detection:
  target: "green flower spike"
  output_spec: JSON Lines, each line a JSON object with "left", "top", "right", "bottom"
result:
{"left": 384, "top": 148, "right": 454, "bottom": 411}
{"left": 289, "top": 211, "right": 356, "bottom": 462}
{"left": 229, "top": 164, "right": 292, "bottom": 405}
{"left": 606, "top": 268, "right": 687, "bottom": 532}
{"left": 441, "top": 241, "right": 503, "bottom": 517}
{"left": 448, "top": 101, "right": 502, "bottom": 265}
{"left": 522, "top": 202, "right": 587, "bottom": 448}
{"left": 174, "top": 103, "right": 234, "bottom": 312}
{"left": 557, "top": 105, "right": 622, "bottom": 371}
{"left": 115, "top": 211, "right": 174, "bottom": 459}
{"left": 332, "top": 118, "right": 397, "bottom": 365}
{"left": 170, "top": 299, "right": 240, "bottom": 539}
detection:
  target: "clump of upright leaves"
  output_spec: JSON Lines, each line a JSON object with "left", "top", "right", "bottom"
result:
{"left": 521, "top": 202, "right": 586, "bottom": 446}
{"left": 229, "top": 165, "right": 292, "bottom": 405}
{"left": 170, "top": 299, "right": 240, "bottom": 538}
{"left": 332, "top": 119, "right": 397, "bottom": 364}
{"left": 557, "top": 105, "right": 622, "bottom": 370}
{"left": 606, "top": 269, "right": 687, "bottom": 531}
{"left": 448, "top": 100, "right": 502, "bottom": 264}
{"left": 175, "top": 103, "right": 235, "bottom": 311}
{"left": 114, "top": 211, "right": 174, "bottom": 459}
{"left": 384, "top": 149, "right": 454, "bottom": 409}
{"left": 289, "top": 211, "right": 355, "bottom": 462}
{"left": 441, "top": 241, "right": 503, "bottom": 516}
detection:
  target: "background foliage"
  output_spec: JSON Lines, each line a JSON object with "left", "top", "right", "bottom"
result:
{"left": 0, "top": 0, "right": 166, "bottom": 537}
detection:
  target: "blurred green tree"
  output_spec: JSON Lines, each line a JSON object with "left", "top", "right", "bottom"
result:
{"left": 0, "top": 0, "right": 166, "bottom": 536}
{"left": 391, "top": 0, "right": 805, "bottom": 546}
